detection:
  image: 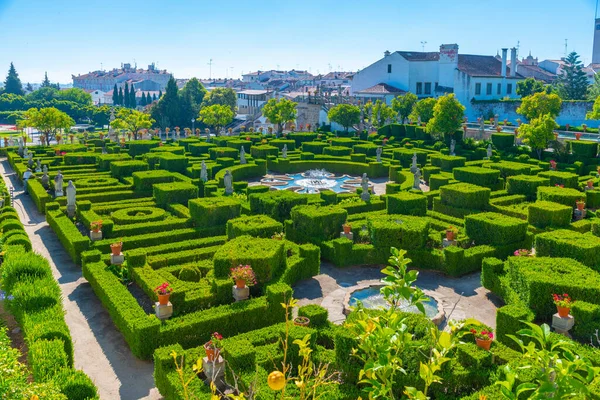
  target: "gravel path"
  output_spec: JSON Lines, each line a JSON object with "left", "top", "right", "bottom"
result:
{"left": 0, "top": 159, "right": 161, "bottom": 400}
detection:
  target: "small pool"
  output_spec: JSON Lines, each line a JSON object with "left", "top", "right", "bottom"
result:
{"left": 261, "top": 169, "right": 371, "bottom": 194}
{"left": 348, "top": 285, "right": 441, "bottom": 320}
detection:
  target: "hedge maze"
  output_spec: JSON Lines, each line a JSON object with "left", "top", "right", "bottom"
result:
{"left": 5, "top": 125, "right": 600, "bottom": 398}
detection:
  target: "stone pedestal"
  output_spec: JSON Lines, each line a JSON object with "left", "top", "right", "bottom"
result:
{"left": 55, "top": 191, "right": 63, "bottom": 198}
{"left": 585, "top": 186, "right": 594, "bottom": 192}
{"left": 233, "top": 286, "right": 250, "bottom": 301}
{"left": 573, "top": 209, "right": 586, "bottom": 221}
{"left": 155, "top": 302, "right": 173, "bottom": 320}
{"left": 110, "top": 253, "right": 125, "bottom": 265}
{"left": 442, "top": 239, "right": 457, "bottom": 248}
{"left": 90, "top": 230, "right": 103, "bottom": 241}
{"left": 552, "top": 313, "right": 574, "bottom": 337}
{"left": 202, "top": 356, "right": 226, "bottom": 390}
{"left": 340, "top": 232, "right": 354, "bottom": 241}
{"left": 66, "top": 204, "right": 76, "bottom": 218}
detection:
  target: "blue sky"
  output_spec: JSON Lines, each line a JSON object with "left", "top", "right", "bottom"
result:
{"left": 0, "top": 0, "right": 597, "bottom": 84}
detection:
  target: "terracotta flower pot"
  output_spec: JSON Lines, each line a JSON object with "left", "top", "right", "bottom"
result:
{"left": 204, "top": 343, "right": 220, "bottom": 362}
{"left": 158, "top": 293, "right": 170, "bottom": 305}
{"left": 235, "top": 279, "right": 246, "bottom": 289}
{"left": 343, "top": 225, "right": 351, "bottom": 234}
{"left": 110, "top": 243, "right": 122, "bottom": 256}
{"left": 475, "top": 338, "right": 492, "bottom": 351}
{"left": 575, "top": 133, "right": 582, "bottom": 140}
{"left": 557, "top": 305, "right": 570, "bottom": 318}
{"left": 446, "top": 230, "right": 455, "bottom": 241}
{"left": 588, "top": 181, "right": 594, "bottom": 189}
{"left": 576, "top": 202, "right": 585, "bottom": 211}
{"left": 293, "top": 316, "right": 310, "bottom": 327}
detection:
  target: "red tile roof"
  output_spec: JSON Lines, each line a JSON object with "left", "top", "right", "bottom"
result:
{"left": 457, "top": 54, "right": 523, "bottom": 78}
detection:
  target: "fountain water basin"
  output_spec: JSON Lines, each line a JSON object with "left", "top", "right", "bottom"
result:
{"left": 260, "top": 169, "right": 370, "bottom": 194}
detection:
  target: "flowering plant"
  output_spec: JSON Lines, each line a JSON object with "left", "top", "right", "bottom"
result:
{"left": 446, "top": 225, "right": 458, "bottom": 234}
{"left": 154, "top": 282, "right": 172, "bottom": 295}
{"left": 90, "top": 220, "right": 103, "bottom": 231}
{"left": 206, "top": 332, "right": 223, "bottom": 348}
{"left": 553, "top": 293, "right": 573, "bottom": 308}
{"left": 555, "top": 184, "right": 564, "bottom": 188}
{"left": 470, "top": 328, "right": 494, "bottom": 341}
{"left": 272, "top": 232, "right": 285, "bottom": 240}
{"left": 513, "top": 249, "right": 530, "bottom": 256}
{"left": 230, "top": 265, "right": 257, "bottom": 286}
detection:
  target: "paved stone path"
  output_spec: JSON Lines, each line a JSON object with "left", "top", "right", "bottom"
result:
{"left": 294, "top": 263, "right": 501, "bottom": 328}
{"left": 0, "top": 159, "right": 161, "bottom": 400}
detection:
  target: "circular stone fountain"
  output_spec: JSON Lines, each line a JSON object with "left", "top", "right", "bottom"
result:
{"left": 343, "top": 283, "right": 445, "bottom": 326}
{"left": 259, "top": 169, "right": 374, "bottom": 194}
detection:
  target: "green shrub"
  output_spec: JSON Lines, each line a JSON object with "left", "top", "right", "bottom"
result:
{"left": 288, "top": 205, "right": 347, "bottom": 243}
{"left": 491, "top": 133, "right": 515, "bottom": 150}
{"left": 189, "top": 196, "right": 241, "bottom": 227}
{"left": 535, "top": 230, "right": 600, "bottom": 270}
{"left": 570, "top": 140, "right": 598, "bottom": 159}
{"left": 270, "top": 139, "right": 296, "bottom": 151}
{"left": 439, "top": 182, "right": 490, "bottom": 210}
{"left": 323, "top": 146, "right": 352, "bottom": 156}
{"left": 453, "top": 166, "right": 500, "bottom": 188}
{"left": 367, "top": 214, "right": 429, "bottom": 251}
{"left": 132, "top": 169, "right": 175, "bottom": 192}
{"left": 156, "top": 153, "right": 189, "bottom": 173}
{"left": 209, "top": 146, "right": 239, "bottom": 160}
{"left": 465, "top": 212, "right": 527, "bottom": 245}
{"left": 496, "top": 303, "right": 534, "bottom": 347}
{"left": 110, "top": 160, "right": 149, "bottom": 178}
{"left": 128, "top": 140, "right": 160, "bottom": 156}
{"left": 111, "top": 206, "right": 167, "bottom": 225}
{"left": 63, "top": 153, "right": 97, "bottom": 165}
{"left": 487, "top": 161, "right": 531, "bottom": 178}
{"left": 226, "top": 214, "right": 282, "bottom": 239}
{"left": 28, "top": 339, "right": 69, "bottom": 382}
{"left": 429, "top": 175, "right": 450, "bottom": 191}
{"left": 153, "top": 182, "right": 198, "bottom": 206}
{"left": 537, "top": 186, "right": 582, "bottom": 207}
{"left": 506, "top": 174, "right": 550, "bottom": 200}
{"left": 527, "top": 201, "right": 572, "bottom": 228}
{"left": 189, "top": 142, "right": 217, "bottom": 156}
{"left": 386, "top": 191, "right": 427, "bottom": 216}
{"left": 249, "top": 190, "right": 308, "bottom": 221}
{"left": 538, "top": 170, "right": 579, "bottom": 189}
{"left": 297, "top": 304, "right": 328, "bottom": 327}
{"left": 430, "top": 154, "right": 466, "bottom": 171}
{"left": 301, "top": 142, "right": 329, "bottom": 154}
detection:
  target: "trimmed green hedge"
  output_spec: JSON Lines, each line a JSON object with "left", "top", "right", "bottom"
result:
{"left": 491, "top": 133, "right": 515, "bottom": 150}
{"left": 288, "top": 204, "right": 348, "bottom": 243}
{"left": 439, "top": 182, "right": 490, "bottom": 210}
{"left": 528, "top": 200, "right": 572, "bottom": 228}
{"left": 506, "top": 174, "right": 550, "bottom": 200}
{"left": 226, "top": 214, "right": 282, "bottom": 239}
{"left": 535, "top": 229, "right": 600, "bottom": 270}
{"left": 249, "top": 190, "right": 308, "bottom": 221}
{"left": 127, "top": 140, "right": 160, "bottom": 156}
{"left": 538, "top": 170, "right": 579, "bottom": 189}
{"left": 132, "top": 169, "right": 175, "bottom": 192}
{"left": 465, "top": 212, "right": 527, "bottom": 246}
{"left": 153, "top": 182, "right": 198, "bottom": 207}
{"left": 110, "top": 160, "right": 149, "bottom": 179}
{"left": 537, "top": 186, "right": 582, "bottom": 207}
{"left": 453, "top": 166, "right": 500, "bottom": 188}
{"left": 386, "top": 191, "right": 427, "bottom": 216}
{"left": 367, "top": 214, "right": 429, "bottom": 251}
{"left": 189, "top": 196, "right": 241, "bottom": 227}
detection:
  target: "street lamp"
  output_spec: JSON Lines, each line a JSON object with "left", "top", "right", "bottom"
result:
{"left": 191, "top": 118, "right": 195, "bottom": 137}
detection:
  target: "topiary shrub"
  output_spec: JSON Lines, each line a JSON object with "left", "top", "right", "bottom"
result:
{"left": 506, "top": 174, "right": 550, "bottom": 200}
{"left": 439, "top": 182, "right": 490, "bottom": 210}
{"left": 538, "top": 170, "right": 579, "bottom": 189}
{"left": 535, "top": 229, "right": 600, "bottom": 270}
{"left": 249, "top": 190, "right": 308, "bottom": 222}
{"left": 386, "top": 191, "right": 427, "bottom": 216}
{"left": 527, "top": 201, "right": 572, "bottom": 228}
{"left": 570, "top": 140, "right": 598, "bottom": 159}
{"left": 110, "top": 160, "right": 149, "bottom": 178}
{"left": 128, "top": 140, "right": 160, "bottom": 156}
{"left": 153, "top": 182, "right": 198, "bottom": 207}
{"left": 250, "top": 145, "right": 278, "bottom": 159}
{"left": 495, "top": 303, "right": 534, "bottom": 348}
{"left": 178, "top": 266, "right": 200, "bottom": 282}
{"left": 323, "top": 146, "right": 352, "bottom": 156}
{"left": 537, "top": 186, "right": 582, "bottom": 207}
{"left": 189, "top": 197, "right": 241, "bottom": 228}
{"left": 491, "top": 133, "right": 515, "bottom": 150}
{"left": 367, "top": 214, "right": 429, "bottom": 251}
{"left": 226, "top": 214, "right": 283, "bottom": 239}
{"left": 132, "top": 170, "right": 175, "bottom": 192}
{"left": 453, "top": 166, "right": 500, "bottom": 188}
{"left": 288, "top": 204, "right": 348, "bottom": 243}
{"left": 465, "top": 212, "right": 527, "bottom": 246}
{"left": 298, "top": 304, "right": 328, "bottom": 327}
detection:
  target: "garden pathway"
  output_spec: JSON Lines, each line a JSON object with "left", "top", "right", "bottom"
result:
{"left": 0, "top": 159, "right": 161, "bottom": 400}
{"left": 294, "top": 263, "right": 501, "bottom": 329}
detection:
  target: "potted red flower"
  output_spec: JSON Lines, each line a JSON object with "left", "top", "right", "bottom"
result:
{"left": 549, "top": 160, "right": 557, "bottom": 170}
{"left": 513, "top": 249, "right": 531, "bottom": 257}
{"left": 553, "top": 293, "right": 573, "bottom": 317}
{"left": 230, "top": 265, "right": 256, "bottom": 289}
{"left": 110, "top": 240, "right": 123, "bottom": 256}
{"left": 471, "top": 328, "right": 494, "bottom": 351}
{"left": 204, "top": 332, "right": 223, "bottom": 362}
{"left": 154, "top": 282, "right": 172, "bottom": 305}
{"left": 342, "top": 223, "right": 352, "bottom": 235}
{"left": 91, "top": 220, "right": 103, "bottom": 233}
{"left": 576, "top": 200, "right": 585, "bottom": 211}
{"left": 446, "top": 226, "right": 458, "bottom": 241}
{"left": 575, "top": 132, "right": 582, "bottom": 140}
{"left": 588, "top": 180, "right": 594, "bottom": 189}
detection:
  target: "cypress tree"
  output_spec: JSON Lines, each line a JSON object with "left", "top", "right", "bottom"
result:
{"left": 26, "top": 82, "right": 33, "bottom": 92}
{"left": 118, "top": 87, "right": 124, "bottom": 105}
{"left": 112, "top": 84, "right": 118, "bottom": 105}
{"left": 124, "top": 83, "right": 130, "bottom": 108}
{"left": 141, "top": 92, "right": 147, "bottom": 106}
{"left": 153, "top": 93, "right": 157, "bottom": 101}
{"left": 130, "top": 87, "right": 136, "bottom": 108}
{"left": 159, "top": 90, "right": 162, "bottom": 99}
{"left": 3, "top": 62, "right": 24, "bottom": 95}
{"left": 41, "top": 71, "right": 51, "bottom": 87}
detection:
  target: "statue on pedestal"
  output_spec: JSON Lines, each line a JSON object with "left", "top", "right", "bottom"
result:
{"left": 41, "top": 170, "right": 49, "bottom": 188}
{"left": 410, "top": 152, "right": 418, "bottom": 173}
{"left": 240, "top": 147, "right": 247, "bottom": 164}
{"left": 224, "top": 170, "right": 233, "bottom": 195}
{"left": 450, "top": 139, "right": 456, "bottom": 156}
{"left": 376, "top": 146, "right": 382, "bottom": 163}
{"left": 487, "top": 144, "right": 493, "bottom": 159}
{"left": 66, "top": 180, "right": 76, "bottom": 217}
{"left": 200, "top": 161, "right": 208, "bottom": 182}
{"left": 36, "top": 159, "right": 42, "bottom": 173}
{"left": 413, "top": 167, "right": 422, "bottom": 191}
{"left": 360, "top": 173, "right": 370, "bottom": 202}
{"left": 54, "top": 171, "right": 64, "bottom": 197}
{"left": 282, "top": 144, "right": 287, "bottom": 159}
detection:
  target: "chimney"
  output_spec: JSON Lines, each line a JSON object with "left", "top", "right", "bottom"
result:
{"left": 510, "top": 47, "right": 517, "bottom": 77}
{"left": 384, "top": 50, "right": 391, "bottom": 57}
{"left": 501, "top": 48, "right": 508, "bottom": 77}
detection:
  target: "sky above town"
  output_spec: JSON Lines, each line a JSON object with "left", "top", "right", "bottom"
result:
{"left": 0, "top": 0, "right": 597, "bottom": 84}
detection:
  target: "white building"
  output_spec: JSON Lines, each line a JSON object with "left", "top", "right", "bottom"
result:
{"left": 86, "top": 89, "right": 106, "bottom": 105}
{"left": 237, "top": 89, "right": 272, "bottom": 116}
{"left": 539, "top": 59, "right": 595, "bottom": 84}
{"left": 350, "top": 44, "right": 525, "bottom": 118}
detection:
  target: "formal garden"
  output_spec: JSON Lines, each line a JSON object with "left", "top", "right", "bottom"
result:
{"left": 3, "top": 115, "right": 600, "bottom": 399}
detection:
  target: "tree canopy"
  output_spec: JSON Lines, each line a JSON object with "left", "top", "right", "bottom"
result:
{"left": 18, "top": 107, "right": 74, "bottom": 145}
{"left": 517, "top": 113, "right": 558, "bottom": 158}
{"left": 586, "top": 95, "right": 600, "bottom": 120}
{"left": 262, "top": 98, "right": 297, "bottom": 134}
{"left": 328, "top": 104, "right": 360, "bottom": 132}
{"left": 391, "top": 93, "right": 418, "bottom": 124}
{"left": 426, "top": 94, "right": 465, "bottom": 138}
{"left": 112, "top": 108, "right": 154, "bottom": 138}
{"left": 201, "top": 88, "right": 237, "bottom": 113}
{"left": 3, "top": 62, "right": 24, "bottom": 96}
{"left": 556, "top": 52, "right": 589, "bottom": 100}
{"left": 368, "top": 100, "right": 395, "bottom": 129}
{"left": 516, "top": 78, "right": 547, "bottom": 97}
{"left": 410, "top": 97, "right": 437, "bottom": 124}
{"left": 517, "top": 92, "right": 562, "bottom": 121}
{"left": 198, "top": 104, "right": 234, "bottom": 134}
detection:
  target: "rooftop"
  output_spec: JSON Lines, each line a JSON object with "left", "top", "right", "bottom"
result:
{"left": 356, "top": 82, "right": 406, "bottom": 94}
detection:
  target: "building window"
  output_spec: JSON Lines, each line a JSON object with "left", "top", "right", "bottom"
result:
{"left": 497, "top": 83, "right": 501, "bottom": 95}
{"left": 416, "top": 82, "right": 423, "bottom": 95}
{"left": 387, "top": 64, "right": 392, "bottom": 73}
{"left": 507, "top": 84, "right": 513, "bottom": 95}
{"left": 486, "top": 83, "right": 492, "bottom": 95}
{"left": 475, "top": 83, "right": 481, "bottom": 95}
{"left": 424, "top": 82, "right": 432, "bottom": 95}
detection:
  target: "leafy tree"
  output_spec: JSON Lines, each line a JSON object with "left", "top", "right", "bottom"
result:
{"left": 201, "top": 87, "right": 237, "bottom": 113}
{"left": 517, "top": 113, "right": 558, "bottom": 159}
{"left": 180, "top": 78, "right": 207, "bottom": 112}
{"left": 41, "top": 72, "right": 51, "bottom": 88}
{"left": 426, "top": 93, "right": 465, "bottom": 139}
{"left": 516, "top": 78, "right": 547, "bottom": 97}
{"left": 111, "top": 108, "right": 154, "bottom": 139}
{"left": 370, "top": 100, "right": 396, "bottom": 128}
{"left": 556, "top": 52, "right": 589, "bottom": 100}
{"left": 151, "top": 77, "right": 180, "bottom": 128}
{"left": 25, "top": 82, "right": 33, "bottom": 92}
{"left": 391, "top": 92, "right": 418, "bottom": 123}
{"left": 124, "top": 83, "right": 130, "bottom": 108}
{"left": 586, "top": 95, "right": 600, "bottom": 120}
{"left": 56, "top": 88, "right": 92, "bottom": 106}
{"left": 198, "top": 104, "right": 234, "bottom": 135}
{"left": 409, "top": 97, "right": 437, "bottom": 124}
{"left": 327, "top": 103, "right": 360, "bottom": 132}
{"left": 118, "top": 87, "right": 124, "bottom": 106}
{"left": 141, "top": 92, "right": 147, "bottom": 106}
{"left": 3, "top": 62, "right": 24, "bottom": 95}
{"left": 18, "top": 107, "right": 74, "bottom": 145}
{"left": 112, "top": 84, "right": 119, "bottom": 105}
{"left": 130, "top": 87, "right": 136, "bottom": 108}
{"left": 262, "top": 98, "right": 297, "bottom": 134}
{"left": 27, "top": 86, "right": 58, "bottom": 102}
{"left": 517, "top": 92, "right": 562, "bottom": 121}
{"left": 588, "top": 73, "right": 600, "bottom": 100}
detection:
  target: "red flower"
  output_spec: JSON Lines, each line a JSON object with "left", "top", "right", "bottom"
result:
{"left": 470, "top": 329, "right": 476, "bottom": 334}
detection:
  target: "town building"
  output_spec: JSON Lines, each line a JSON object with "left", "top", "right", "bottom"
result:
{"left": 539, "top": 59, "right": 595, "bottom": 84}
{"left": 72, "top": 63, "right": 172, "bottom": 92}
{"left": 509, "top": 52, "right": 557, "bottom": 83}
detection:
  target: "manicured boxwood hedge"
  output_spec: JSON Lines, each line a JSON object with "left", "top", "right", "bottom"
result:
{"left": 209, "top": 146, "right": 239, "bottom": 160}
{"left": 323, "top": 146, "right": 352, "bottom": 156}
{"left": 491, "top": 133, "right": 515, "bottom": 150}
{"left": 189, "top": 196, "right": 241, "bottom": 227}
{"left": 538, "top": 170, "right": 579, "bottom": 189}
{"left": 367, "top": 214, "right": 429, "bottom": 251}
{"left": 537, "top": 186, "right": 582, "bottom": 207}
{"left": 249, "top": 190, "right": 308, "bottom": 221}
{"left": 153, "top": 182, "right": 198, "bottom": 206}
{"left": 386, "top": 191, "right": 427, "bottom": 216}
{"left": 288, "top": 204, "right": 348, "bottom": 243}
{"left": 132, "top": 169, "right": 174, "bottom": 192}
{"left": 128, "top": 140, "right": 160, "bottom": 156}
{"left": 226, "top": 214, "right": 282, "bottom": 239}
{"left": 251, "top": 144, "right": 278, "bottom": 159}
{"left": 570, "top": 140, "right": 598, "bottom": 159}
{"left": 465, "top": 212, "right": 527, "bottom": 246}
{"left": 110, "top": 160, "right": 149, "bottom": 178}
{"left": 535, "top": 229, "right": 600, "bottom": 270}
{"left": 439, "top": 182, "right": 490, "bottom": 210}
{"left": 527, "top": 200, "right": 572, "bottom": 228}
{"left": 453, "top": 166, "right": 500, "bottom": 188}
{"left": 506, "top": 174, "right": 550, "bottom": 200}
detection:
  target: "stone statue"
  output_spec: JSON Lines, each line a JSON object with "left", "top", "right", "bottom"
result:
{"left": 27, "top": 153, "right": 34, "bottom": 168}
{"left": 41, "top": 170, "right": 49, "bottom": 188}
{"left": 36, "top": 159, "right": 42, "bottom": 173}
{"left": 224, "top": 170, "right": 233, "bottom": 195}
{"left": 42, "top": 164, "right": 48, "bottom": 174}
{"left": 450, "top": 139, "right": 456, "bottom": 156}
{"left": 282, "top": 144, "right": 287, "bottom": 159}
{"left": 410, "top": 152, "right": 418, "bottom": 173}
{"left": 8, "top": 135, "right": 14, "bottom": 147}
{"left": 240, "top": 146, "right": 247, "bottom": 165}
{"left": 417, "top": 115, "right": 422, "bottom": 125}
{"left": 494, "top": 114, "right": 499, "bottom": 129}
{"left": 54, "top": 171, "right": 64, "bottom": 197}
{"left": 200, "top": 161, "right": 208, "bottom": 182}
{"left": 17, "top": 137, "right": 23, "bottom": 156}
{"left": 376, "top": 146, "right": 382, "bottom": 163}
{"left": 360, "top": 173, "right": 370, "bottom": 202}
{"left": 413, "top": 167, "right": 422, "bottom": 190}
{"left": 487, "top": 144, "right": 493, "bottom": 159}
{"left": 66, "top": 180, "right": 76, "bottom": 217}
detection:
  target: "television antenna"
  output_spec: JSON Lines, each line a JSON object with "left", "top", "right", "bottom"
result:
{"left": 208, "top": 59, "right": 213, "bottom": 79}
{"left": 421, "top": 41, "right": 427, "bottom": 52}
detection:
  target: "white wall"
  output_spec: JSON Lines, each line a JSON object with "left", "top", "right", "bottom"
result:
{"left": 350, "top": 53, "right": 410, "bottom": 94}
{"left": 408, "top": 61, "right": 439, "bottom": 98}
